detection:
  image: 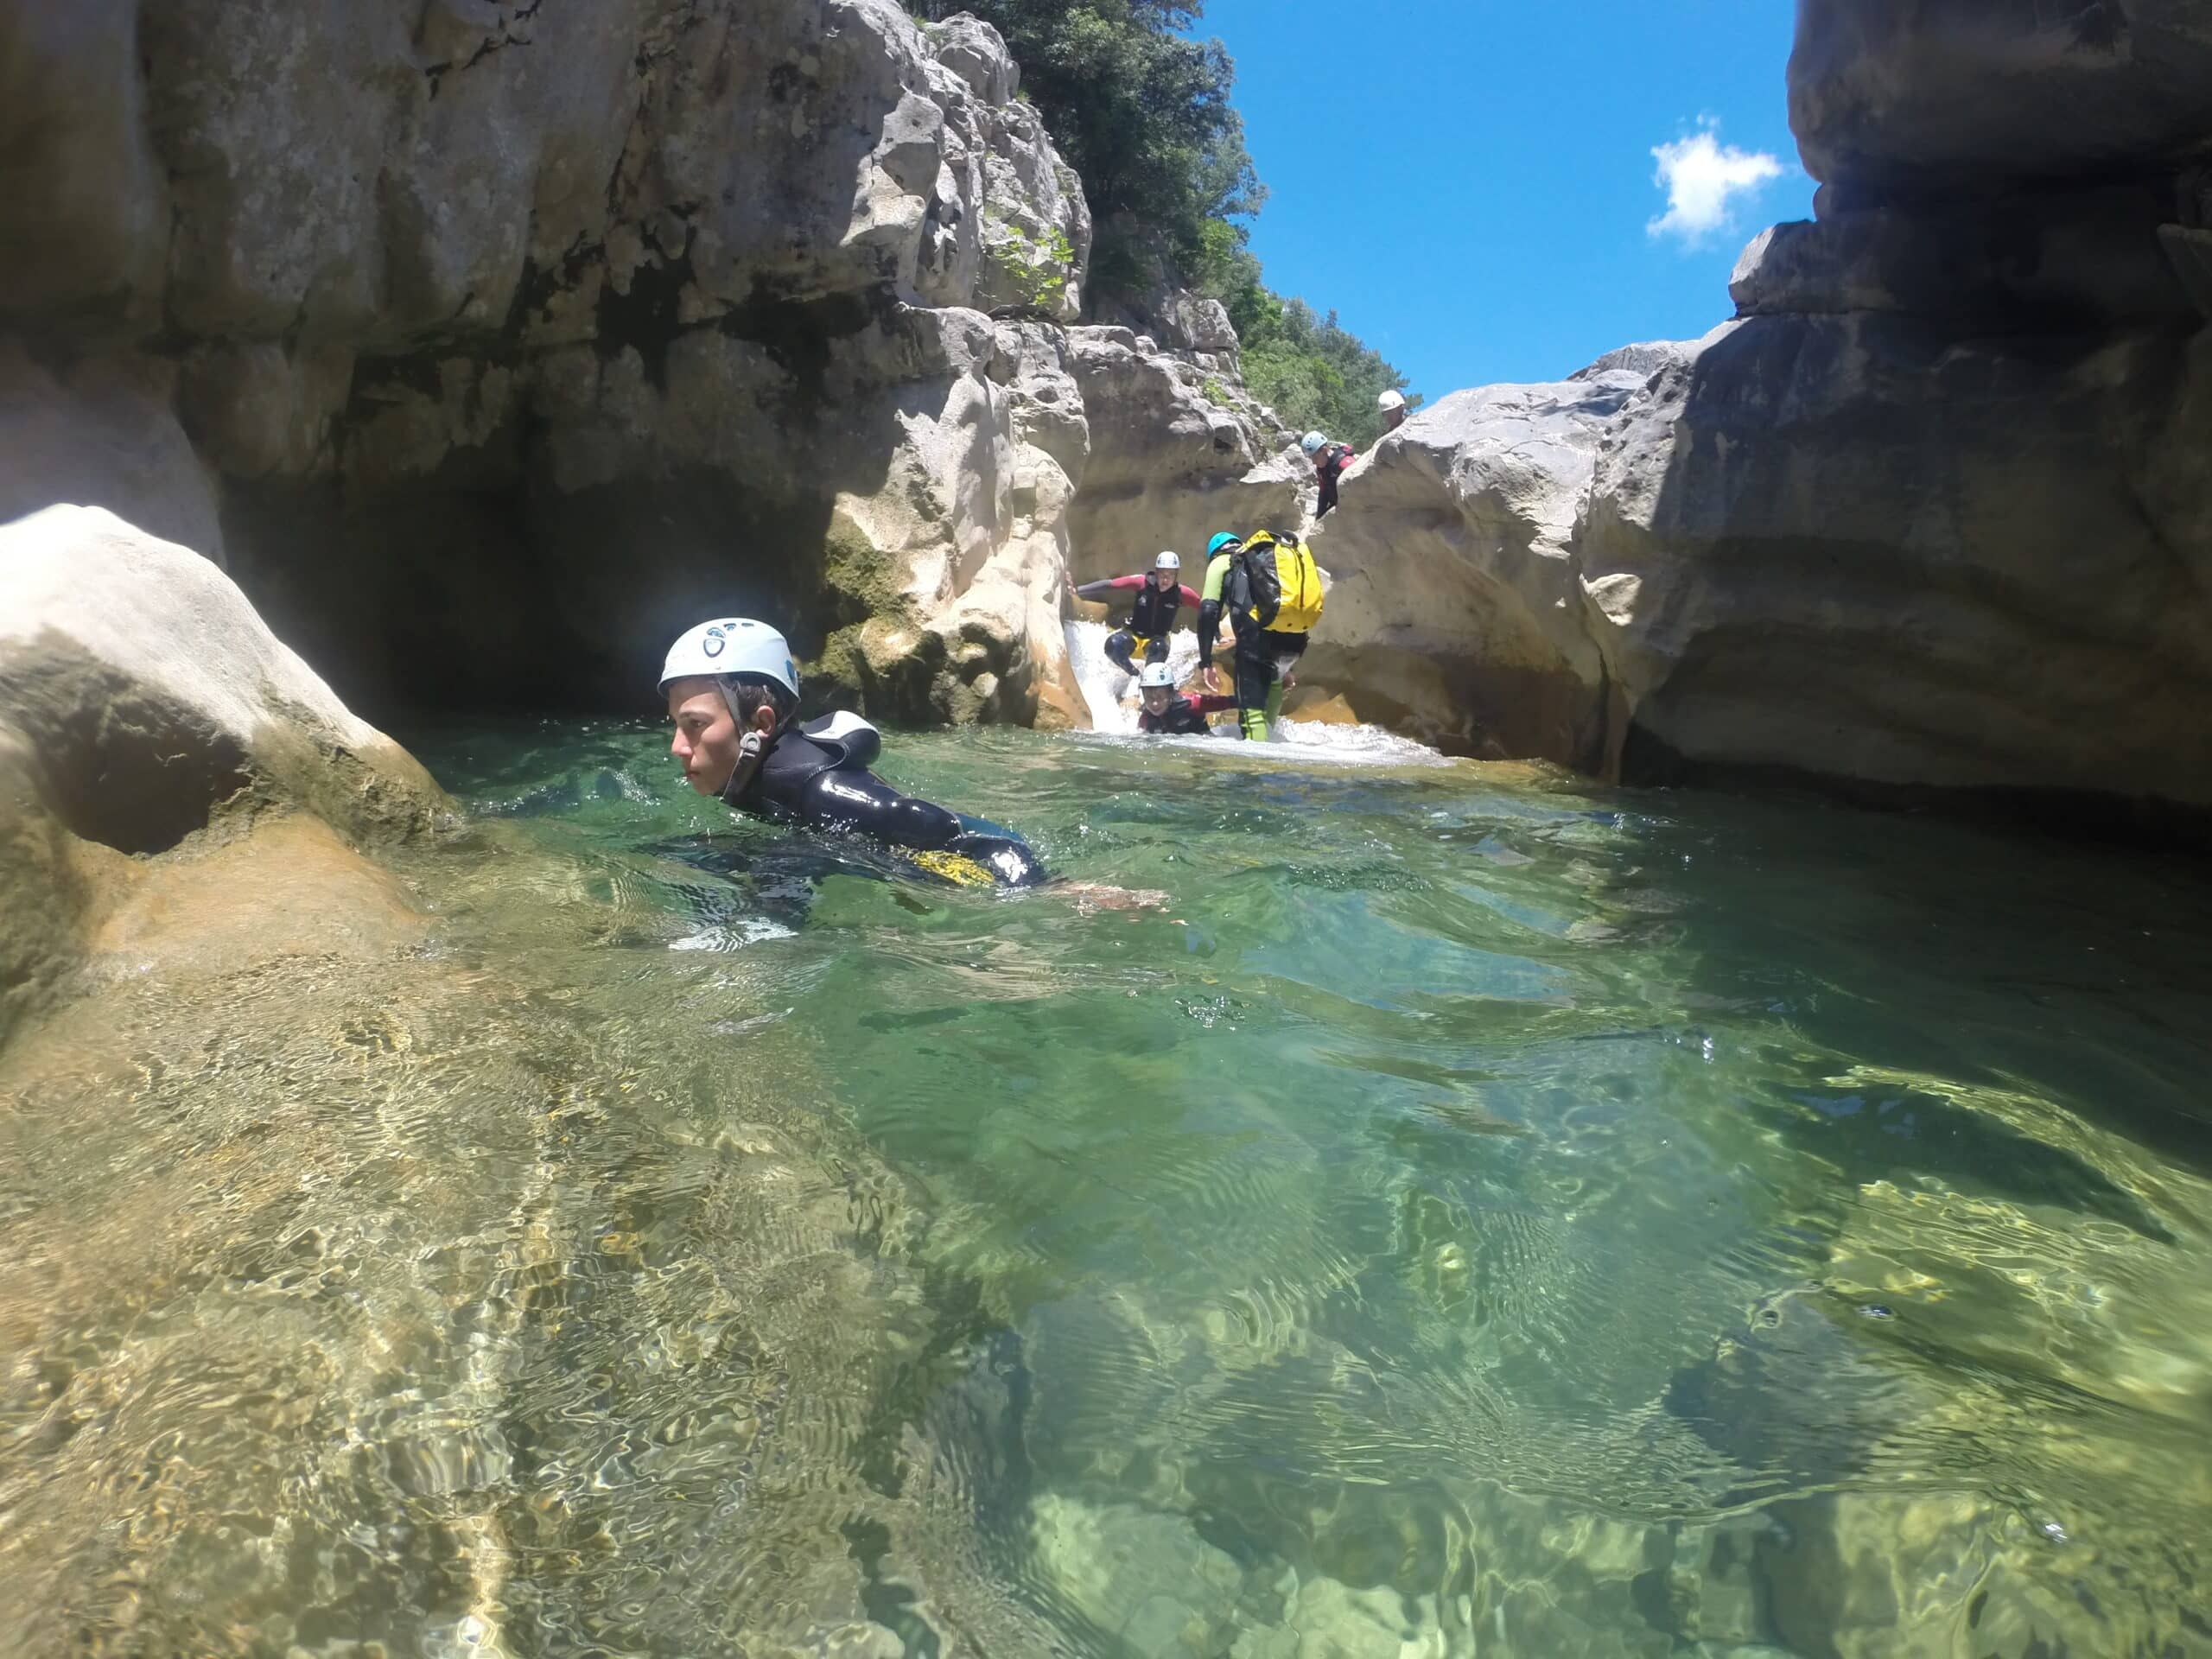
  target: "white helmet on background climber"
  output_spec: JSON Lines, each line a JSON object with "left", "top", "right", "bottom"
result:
{"left": 1376, "top": 389, "right": 1406, "bottom": 413}
{"left": 1154, "top": 550, "right": 1180, "bottom": 572}
{"left": 1300, "top": 430, "right": 1327, "bottom": 456}
{"left": 1137, "top": 662, "right": 1177, "bottom": 690}
{"left": 658, "top": 617, "right": 802, "bottom": 701}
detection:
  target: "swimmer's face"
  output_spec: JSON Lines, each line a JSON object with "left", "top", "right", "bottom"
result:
{"left": 667, "top": 678, "right": 741, "bottom": 797}
{"left": 1151, "top": 568, "right": 1177, "bottom": 588}
{"left": 1141, "top": 684, "right": 1175, "bottom": 715}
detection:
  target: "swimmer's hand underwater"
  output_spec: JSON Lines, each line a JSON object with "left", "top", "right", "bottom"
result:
{"left": 1057, "top": 881, "right": 1171, "bottom": 915}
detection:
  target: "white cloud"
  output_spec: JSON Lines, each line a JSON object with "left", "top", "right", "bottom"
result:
{"left": 1648, "top": 120, "right": 1783, "bottom": 245}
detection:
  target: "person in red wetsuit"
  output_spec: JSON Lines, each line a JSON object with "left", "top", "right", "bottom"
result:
{"left": 1135, "top": 662, "right": 1237, "bottom": 734}
{"left": 1071, "top": 550, "right": 1204, "bottom": 673}
{"left": 1301, "top": 430, "right": 1356, "bottom": 518}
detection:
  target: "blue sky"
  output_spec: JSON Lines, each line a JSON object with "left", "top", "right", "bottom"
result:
{"left": 1195, "top": 0, "right": 1815, "bottom": 396}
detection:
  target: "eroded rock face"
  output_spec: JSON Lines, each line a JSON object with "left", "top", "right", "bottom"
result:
{"left": 1306, "top": 315, "right": 2212, "bottom": 808}
{"left": 1300, "top": 373, "right": 1643, "bottom": 760}
{"left": 1064, "top": 327, "right": 1306, "bottom": 580}
{"left": 1583, "top": 318, "right": 2212, "bottom": 804}
{"left": 0, "top": 505, "right": 442, "bottom": 1042}
{"left": 0, "top": 0, "right": 1103, "bottom": 723}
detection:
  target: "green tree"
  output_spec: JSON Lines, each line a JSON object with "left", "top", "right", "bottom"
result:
{"left": 914, "top": 3, "right": 1418, "bottom": 439}
{"left": 1194, "top": 220, "right": 1416, "bottom": 447}
{"left": 914, "top": 0, "right": 1262, "bottom": 271}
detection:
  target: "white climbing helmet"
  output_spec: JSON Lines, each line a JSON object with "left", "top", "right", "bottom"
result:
{"left": 1137, "top": 662, "right": 1177, "bottom": 690}
{"left": 1376, "top": 388, "right": 1406, "bottom": 413}
{"left": 1154, "top": 550, "right": 1180, "bottom": 572}
{"left": 1300, "top": 430, "right": 1327, "bottom": 456}
{"left": 658, "top": 617, "right": 801, "bottom": 701}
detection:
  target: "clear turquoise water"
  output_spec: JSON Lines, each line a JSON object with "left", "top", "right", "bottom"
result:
{"left": 4, "top": 719, "right": 2209, "bottom": 1657}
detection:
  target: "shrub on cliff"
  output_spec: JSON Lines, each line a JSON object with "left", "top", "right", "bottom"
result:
{"left": 913, "top": 0, "right": 1261, "bottom": 277}
{"left": 915, "top": 1, "right": 1415, "bottom": 441}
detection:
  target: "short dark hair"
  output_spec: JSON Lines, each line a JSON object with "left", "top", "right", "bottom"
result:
{"left": 721, "top": 676, "right": 792, "bottom": 727}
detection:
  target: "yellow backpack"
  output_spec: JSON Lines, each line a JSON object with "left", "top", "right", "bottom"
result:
{"left": 1238, "top": 530, "right": 1325, "bottom": 633}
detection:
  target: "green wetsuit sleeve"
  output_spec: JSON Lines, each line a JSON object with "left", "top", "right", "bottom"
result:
{"left": 1197, "top": 553, "right": 1234, "bottom": 658}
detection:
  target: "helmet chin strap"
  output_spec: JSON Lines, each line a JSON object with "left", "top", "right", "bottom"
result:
{"left": 715, "top": 677, "right": 777, "bottom": 806}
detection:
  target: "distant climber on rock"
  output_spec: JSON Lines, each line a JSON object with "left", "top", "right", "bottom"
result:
{"left": 1302, "top": 430, "right": 1357, "bottom": 517}
{"left": 1196, "top": 530, "right": 1327, "bottom": 741}
{"left": 660, "top": 617, "right": 1048, "bottom": 889}
{"left": 1376, "top": 388, "right": 1408, "bottom": 436}
{"left": 1069, "top": 551, "right": 1203, "bottom": 675}
{"left": 1134, "top": 662, "right": 1237, "bottom": 735}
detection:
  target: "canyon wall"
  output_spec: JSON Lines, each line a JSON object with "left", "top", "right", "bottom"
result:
{"left": 1305, "top": 0, "right": 2212, "bottom": 814}
{"left": 0, "top": 0, "right": 1298, "bottom": 725}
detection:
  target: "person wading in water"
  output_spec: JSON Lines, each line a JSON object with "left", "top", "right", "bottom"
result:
{"left": 1134, "top": 661, "right": 1237, "bottom": 734}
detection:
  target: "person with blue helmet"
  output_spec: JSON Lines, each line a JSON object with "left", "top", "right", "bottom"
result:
{"left": 1302, "top": 429, "right": 1356, "bottom": 518}
{"left": 1194, "top": 531, "right": 1311, "bottom": 741}
{"left": 660, "top": 618, "right": 1046, "bottom": 888}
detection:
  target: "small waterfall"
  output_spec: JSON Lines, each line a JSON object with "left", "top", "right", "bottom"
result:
{"left": 1064, "top": 620, "right": 1204, "bottom": 733}
{"left": 1059, "top": 618, "right": 1446, "bottom": 763}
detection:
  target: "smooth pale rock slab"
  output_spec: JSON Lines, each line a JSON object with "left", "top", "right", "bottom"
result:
{"left": 0, "top": 504, "right": 435, "bottom": 832}
{"left": 0, "top": 505, "right": 443, "bottom": 1045}
{"left": 1298, "top": 365, "right": 1660, "bottom": 761}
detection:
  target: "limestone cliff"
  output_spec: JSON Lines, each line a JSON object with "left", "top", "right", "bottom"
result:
{"left": 1306, "top": 0, "right": 2212, "bottom": 815}
{"left": 0, "top": 0, "right": 1295, "bottom": 727}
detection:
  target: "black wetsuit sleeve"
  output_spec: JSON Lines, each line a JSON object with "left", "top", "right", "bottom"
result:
{"left": 1223, "top": 561, "right": 1259, "bottom": 645}
{"left": 794, "top": 767, "right": 963, "bottom": 850}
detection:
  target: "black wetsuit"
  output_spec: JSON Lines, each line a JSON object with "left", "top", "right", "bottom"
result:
{"left": 732, "top": 728, "right": 1047, "bottom": 887}
{"left": 1214, "top": 560, "right": 1308, "bottom": 740}
{"left": 1075, "top": 574, "right": 1203, "bottom": 674}
{"left": 1137, "top": 692, "right": 1238, "bottom": 735}
{"left": 1313, "top": 442, "right": 1354, "bottom": 518}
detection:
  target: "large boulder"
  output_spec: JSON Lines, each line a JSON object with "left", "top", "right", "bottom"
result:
{"left": 1304, "top": 312, "right": 2212, "bottom": 812}
{"left": 0, "top": 505, "right": 442, "bottom": 1042}
{"left": 1580, "top": 317, "right": 2212, "bottom": 805}
{"left": 1300, "top": 372, "right": 1649, "bottom": 760}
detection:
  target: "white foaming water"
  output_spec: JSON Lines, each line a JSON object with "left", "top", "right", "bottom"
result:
{"left": 1065, "top": 619, "right": 1203, "bottom": 733}
{"left": 1061, "top": 619, "right": 1447, "bottom": 766}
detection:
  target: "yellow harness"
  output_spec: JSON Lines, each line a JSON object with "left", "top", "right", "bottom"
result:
{"left": 910, "top": 849, "right": 999, "bottom": 888}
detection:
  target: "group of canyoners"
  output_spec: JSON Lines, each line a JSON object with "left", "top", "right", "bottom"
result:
{"left": 1072, "top": 396, "right": 1408, "bottom": 738}
{"left": 660, "top": 396, "right": 1408, "bottom": 891}
{"left": 1072, "top": 524, "right": 1324, "bottom": 739}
